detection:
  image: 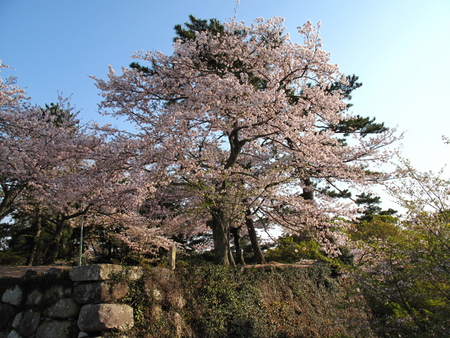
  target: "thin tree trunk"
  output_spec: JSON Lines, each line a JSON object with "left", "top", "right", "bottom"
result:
{"left": 228, "top": 245, "right": 236, "bottom": 266}
{"left": 245, "top": 208, "right": 266, "bottom": 264}
{"left": 27, "top": 214, "right": 42, "bottom": 266}
{"left": 230, "top": 227, "right": 245, "bottom": 265}
{"left": 301, "top": 178, "right": 314, "bottom": 201}
{"left": 44, "top": 218, "right": 65, "bottom": 265}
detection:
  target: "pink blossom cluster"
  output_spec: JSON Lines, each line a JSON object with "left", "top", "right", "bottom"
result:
{"left": 93, "top": 18, "right": 399, "bottom": 259}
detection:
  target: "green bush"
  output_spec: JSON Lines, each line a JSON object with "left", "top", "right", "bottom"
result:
{"left": 0, "top": 250, "right": 25, "bottom": 265}
{"left": 113, "top": 262, "right": 375, "bottom": 337}
{"left": 265, "top": 235, "right": 328, "bottom": 263}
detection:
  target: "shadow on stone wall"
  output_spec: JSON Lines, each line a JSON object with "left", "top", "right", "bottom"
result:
{"left": 0, "top": 264, "right": 141, "bottom": 338}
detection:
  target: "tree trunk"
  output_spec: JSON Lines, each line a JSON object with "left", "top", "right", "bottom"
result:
{"left": 245, "top": 208, "right": 266, "bottom": 264}
{"left": 230, "top": 227, "right": 245, "bottom": 265}
{"left": 44, "top": 218, "right": 65, "bottom": 265}
{"left": 228, "top": 245, "right": 236, "bottom": 266}
{"left": 301, "top": 178, "right": 314, "bottom": 201}
{"left": 26, "top": 214, "right": 42, "bottom": 266}
{"left": 208, "top": 208, "right": 234, "bottom": 266}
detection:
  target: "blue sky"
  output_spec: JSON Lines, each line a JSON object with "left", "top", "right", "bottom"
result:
{"left": 1, "top": 0, "right": 449, "bottom": 179}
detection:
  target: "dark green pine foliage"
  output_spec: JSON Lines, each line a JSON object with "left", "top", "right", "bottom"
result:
{"left": 132, "top": 16, "right": 387, "bottom": 142}
{"left": 130, "top": 15, "right": 226, "bottom": 75}
{"left": 326, "top": 75, "right": 388, "bottom": 138}
{"left": 39, "top": 102, "right": 79, "bottom": 131}
{"left": 176, "top": 17, "right": 387, "bottom": 138}
{"left": 317, "top": 75, "right": 390, "bottom": 200}
{"left": 173, "top": 15, "right": 225, "bottom": 43}
{"left": 355, "top": 192, "right": 397, "bottom": 222}
{"left": 129, "top": 62, "right": 154, "bottom": 75}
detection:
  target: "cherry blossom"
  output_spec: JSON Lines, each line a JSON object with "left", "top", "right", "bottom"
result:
{"left": 1, "top": 64, "right": 169, "bottom": 263}
{"left": 94, "top": 17, "right": 399, "bottom": 265}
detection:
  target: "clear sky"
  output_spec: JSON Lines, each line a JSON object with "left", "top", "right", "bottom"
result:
{"left": 1, "top": 0, "right": 449, "bottom": 178}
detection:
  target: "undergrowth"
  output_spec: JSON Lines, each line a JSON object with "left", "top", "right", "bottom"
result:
{"left": 109, "top": 262, "right": 374, "bottom": 338}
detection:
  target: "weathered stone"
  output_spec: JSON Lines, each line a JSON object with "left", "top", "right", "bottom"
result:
{"left": 150, "top": 304, "right": 163, "bottom": 321}
{"left": 143, "top": 281, "right": 163, "bottom": 301}
{"left": 35, "top": 320, "right": 77, "bottom": 338}
{"left": 2, "top": 285, "right": 23, "bottom": 306}
{"left": 77, "top": 333, "right": 102, "bottom": 338}
{"left": 78, "top": 304, "right": 134, "bottom": 332}
{"left": 0, "top": 303, "right": 16, "bottom": 330}
{"left": 44, "top": 285, "right": 72, "bottom": 303}
{"left": 47, "top": 267, "right": 68, "bottom": 276}
{"left": 70, "top": 264, "right": 142, "bottom": 282}
{"left": 11, "top": 312, "right": 23, "bottom": 329}
{"left": 171, "top": 311, "right": 183, "bottom": 338}
{"left": 73, "top": 281, "right": 129, "bottom": 304}
{"left": 7, "top": 329, "right": 22, "bottom": 338}
{"left": 16, "top": 310, "right": 41, "bottom": 336}
{"left": 24, "top": 269, "right": 38, "bottom": 277}
{"left": 70, "top": 265, "right": 123, "bottom": 282}
{"left": 153, "top": 288, "right": 163, "bottom": 301}
{"left": 168, "top": 293, "right": 186, "bottom": 309}
{"left": 27, "top": 289, "right": 43, "bottom": 306}
{"left": 46, "top": 298, "right": 80, "bottom": 318}
{"left": 294, "top": 259, "right": 320, "bottom": 267}
{"left": 125, "top": 266, "right": 144, "bottom": 281}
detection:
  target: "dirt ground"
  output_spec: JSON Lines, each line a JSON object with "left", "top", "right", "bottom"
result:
{"left": 0, "top": 265, "right": 72, "bottom": 278}
{"left": 0, "top": 260, "right": 318, "bottom": 278}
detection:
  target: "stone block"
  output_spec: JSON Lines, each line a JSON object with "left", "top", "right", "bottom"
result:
{"left": 168, "top": 293, "right": 186, "bottom": 309}
{"left": 171, "top": 311, "right": 183, "bottom": 338}
{"left": 36, "top": 320, "right": 77, "bottom": 338}
{"left": 74, "top": 281, "right": 129, "bottom": 304}
{"left": 7, "top": 329, "right": 21, "bottom": 338}
{"left": 78, "top": 304, "right": 134, "bottom": 332}
{"left": 44, "top": 285, "right": 72, "bottom": 303}
{"left": 11, "top": 311, "right": 22, "bottom": 329}
{"left": 70, "top": 265, "right": 122, "bottom": 282}
{"left": 152, "top": 287, "right": 163, "bottom": 301}
{"left": 77, "top": 332, "right": 103, "bottom": 338}
{"left": 27, "top": 289, "right": 43, "bottom": 306}
{"left": 70, "top": 264, "right": 142, "bottom": 282}
{"left": 127, "top": 266, "right": 144, "bottom": 280}
{"left": 150, "top": 304, "right": 162, "bottom": 320}
{"left": 14, "top": 310, "right": 41, "bottom": 336}
{"left": 2, "top": 285, "right": 23, "bottom": 306}
{"left": 144, "top": 281, "right": 163, "bottom": 301}
{"left": 24, "top": 269, "right": 38, "bottom": 277}
{"left": 46, "top": 298, "right": 81, "bottom": 318}
{"left": 0, "top": 303, "right": 16, "bottom": 330}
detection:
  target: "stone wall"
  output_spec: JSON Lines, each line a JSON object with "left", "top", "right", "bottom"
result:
{"left": 1, "top": 263, "right": 375, "bottom": 337}
{"left": 0, "top": 264, "right": 142, "bottom": 338}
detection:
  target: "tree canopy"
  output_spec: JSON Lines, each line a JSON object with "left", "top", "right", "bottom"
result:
{"left": 353, "top": 161, "right": 450, "bottom": 336}
{"left": 0, "top": 61, "right": 170, "bottom": 264}
{"left": 94, "top": 16, "right": 398, "bottom": 265}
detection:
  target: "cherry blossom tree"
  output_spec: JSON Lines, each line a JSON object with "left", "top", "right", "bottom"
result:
{"left": 354, "top": 161, "right": 450, "bottom": 336}
{"left": 94, "top": 17, "right": 398, "bottom": 265}
{"left": 0, "top": 61, "right": 29, "bottom": 219}
{"left": 1, "top": 62, "right": 171, "bottom": 264}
